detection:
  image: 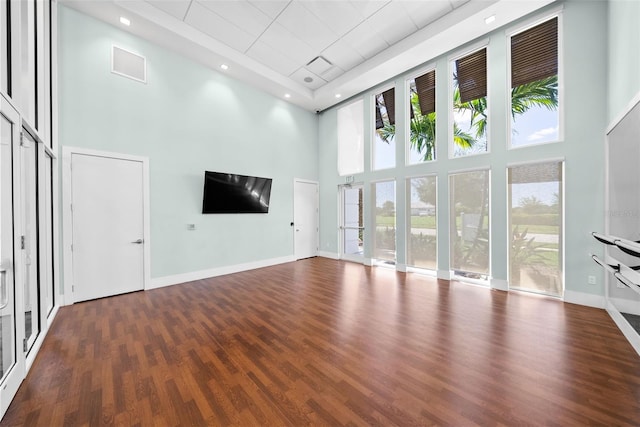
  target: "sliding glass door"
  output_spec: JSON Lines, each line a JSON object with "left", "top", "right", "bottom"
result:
{"left": 0, "top": 96, "right": 25, "bottom": 417}
{"left": 341, "top": 185, "right": 364, "bottom": 262}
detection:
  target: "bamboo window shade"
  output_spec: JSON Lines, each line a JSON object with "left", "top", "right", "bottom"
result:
{"left": 375, "top": 88, "right": 395, "bottom": 129}
{"left": 511, "top": 17, "right": 558, "bottom": 88}
{"left": 414, "top": 70, "right": 436, "bottom": 116}
{"left": 456, "top": 48, "right": 487, "bottom": 103}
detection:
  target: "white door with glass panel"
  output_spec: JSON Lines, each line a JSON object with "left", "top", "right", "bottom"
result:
{"left": 20, "top": 132, "right": 39, "bottom": 355}
{"left": 71, "top": 153, "right": 145, "bottom": 302}
{"left": 341, "top": 185, "right": 364, "bottom": 262}
{"left": 0, "top": 96, "right": 25, "bottom": 418}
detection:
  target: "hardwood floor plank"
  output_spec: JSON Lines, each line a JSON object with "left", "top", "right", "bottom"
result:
{"left": 2, "top": 258, "right": 640, "bottom": 426}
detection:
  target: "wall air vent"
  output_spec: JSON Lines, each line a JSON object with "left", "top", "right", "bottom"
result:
{"left": 111, "top": 45, "right": 147, "bottom": 83}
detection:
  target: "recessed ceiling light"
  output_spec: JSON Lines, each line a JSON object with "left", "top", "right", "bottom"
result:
{"left": 335, "top": 94, "right": 342, "bottom": 98}
{"left": 485, "top": 15, "right": 496, "bottom": 24}
{"left": 220, "top": 64, "right": 229, "bottom": 70}
{"left": 119, "top": 16, "right": 131, "bottom": 26}
{"left": 284, "top": 93, "right": 291, "bottom": 98}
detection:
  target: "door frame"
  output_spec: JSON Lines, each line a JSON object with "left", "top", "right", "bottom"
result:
{"left": 0, "top": 93, "right": 26, "bottom": 419}
{"left": 62, "top": 147, "right": 151, "bottom": 305}
{"left": 293, "top": 178, "right": 319, "bottom": 260}
{"left": 339, "top": 183, "right": 366, "bottom": 264}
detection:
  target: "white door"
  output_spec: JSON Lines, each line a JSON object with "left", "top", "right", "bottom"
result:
{"left": 71, "top": 153, "right": 145, "bottom": 302}
{"left": 0, "top": 96, "right": 25, "bottom": 419}
{"left": 293, "top": 180, "right": 318, "bottom": 260}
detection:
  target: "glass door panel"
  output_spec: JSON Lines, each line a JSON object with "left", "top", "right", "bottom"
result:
{"left": 508, "top": 162, "right": 563, "bottom": 296}
{"left": 341, "top": 185, "right": 364, "bottom": 261}
{"left": 21, "top": 132, "right": 38, "bottom": 353}
{"left": 408, "top": 176, "right": 437, "bottom": 270}
{"left": 450, "top": 170, "right": 490, "bottom": 280}
{"left": 373, "top": 180, "right": 396, "bottom": 264}
{"left": 0, "top": 96, "right": 24, "bottom": 419}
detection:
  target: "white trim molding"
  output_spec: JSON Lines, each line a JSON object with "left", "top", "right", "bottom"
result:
{"left": 149, "top": 255, "right": 296, "bottom": 289}
{"left": 563, "top": 289, "right": 606, "bottom": 309}
{"left": 318, "top": 251, "right": 340, "bottom": 260}
{"left": 491, "top": 278, "right": 509, "bottom": 291}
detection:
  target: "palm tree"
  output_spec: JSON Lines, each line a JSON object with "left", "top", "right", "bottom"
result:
{"left": 378, "top": 92, "right": 475, "bottom": 161}
{"left": 377, "top": 76, "right": 558, "bottom": 161}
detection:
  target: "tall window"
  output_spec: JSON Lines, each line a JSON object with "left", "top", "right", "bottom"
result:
{"left": 450, "top": 170, "right": 490, "bottom": 279}
{"left": 373, "top": 180, "right": 396, "bottom": 263}
{"left": 510, "top": 17, "right": 559, "bottom": 147}
{"left": 408, "top": 69, "right": 436, "bottom": 163}
{"left": 373, "top": 88, "right": 395, "bottom": 170}
{"left": 0, "top": 0, "right": 10, "bottom": 96}
{"left": 508, "top": 162, "right": 563, "bottom": 296}
{"left": 451, "top": 47, "right": 488, "bottom": 157}
{"left": 408, "top": 176, "right": 437, "bottom": 270}
{"left": 337, "top": 99, "right": 364, "bottom": 176}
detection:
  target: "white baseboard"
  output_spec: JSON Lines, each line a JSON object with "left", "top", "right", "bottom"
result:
{"left": 437, "top": 269, "right": 452, "bottom": 280}
{"left": 317, "top": 251, "right": 339, "bottom": 260}
{"left": 609, "top": 297, "right": 640, "bottom": 316}
{"left": 149, "top": 255, "right": 296, "bottom": 289}
{"left": 563, "top": 289, "right": 606, "bottom": 309}
{"left": 491, "top": 278, "right": 509, "bottom": 291}
{"left": 396, "top": 263, "right": 407, "bottom": 272}
{"left": 606, "top": 302, "right": 640, "bottom": 357}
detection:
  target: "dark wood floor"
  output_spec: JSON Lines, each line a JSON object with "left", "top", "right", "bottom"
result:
{"left": 3, "top": 257, "right": 640, "bottom": 426}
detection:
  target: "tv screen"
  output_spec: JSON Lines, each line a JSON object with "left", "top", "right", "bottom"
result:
{"left": 202, "top": 171, "right": 272, "bottom": 214}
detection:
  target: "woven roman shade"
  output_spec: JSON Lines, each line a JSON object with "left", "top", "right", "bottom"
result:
{"left": 414, "top": 70, "right": 436, "bottom": 115}
{"left": 456, "top": 48, "right": 487, "bottom": 104}
{"left": 511, "top": 17, "right": 558, "bottom": 88}
{"left": 382, "top": 88, "right": 395, "bottom": 126}
{"left": 375, "top": 88, "right": 395, "bottom": 129}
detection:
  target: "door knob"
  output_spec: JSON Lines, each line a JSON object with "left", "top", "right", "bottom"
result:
{"left": 131, "top": 239, "right": 144, "bottom": 244}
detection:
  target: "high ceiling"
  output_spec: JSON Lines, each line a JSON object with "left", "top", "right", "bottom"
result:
{"left": 61, "top": 0, "right": 555, "bottom": 111}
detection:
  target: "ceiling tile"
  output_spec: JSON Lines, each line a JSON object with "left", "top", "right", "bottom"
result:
{"left": 245, "top": 40, "right": 299, "bottom": 76}
{"left": 299, "top": 1, "right": 365, "bottom": 38}
{"left": 259, "top": 22, "right": 317, "bottom": 65}
{"left": 321, "top": 66, "right": 345, "bottom": 82}
{"left": 145, "top": 0, "right": 192, "bottom": 20}
{"left": 365, "top": 2, "right": 418, "bottom": 46}
{"left": 247, "top": 0, "right": 289, "bottom": 19}
{"left": 450, "top": 0, "right": 471, "bottom": 8}
{"left": 348, "top": 0, "right": 390, "bottom": 20}
{"left": 185, "top": 2, "right": 256, "bottom": 52}
{"left": 275, "top": 1, "right": 338, "bottom": 52}
{"left": 341, "top": 19, "right": 389, "bottom": 59}
{"left": 197, "top": 0, "right": 272, "bottom": 37}
{"left": 400, "top": 1, "right": 453, "bottom": 29}
{"left": 321, "top": 39, "right": 366, "bottom": 71}
{"left": 289, "top": 67, "right": 327, "bottom": 90}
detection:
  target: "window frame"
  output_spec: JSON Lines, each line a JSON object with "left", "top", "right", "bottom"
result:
{"left": 371, "top": 84, "right": 396, "bottom": 172}
{"left": 448, "top": 167, "right": 491, "bottom": 283}
{"left": 406, "top": 173, "right": 438, "bottom": 272}
{"left": 337, "top": 98, "right": 365, "bottom": 177}
{"left": 405, "top": 64, "right": 437, "bottom": 165}
{"left": 506, "top": 9, "right": 564, "bottom": 150}
{"left": 448, "top": 40, "right": 490, "bottom": 159}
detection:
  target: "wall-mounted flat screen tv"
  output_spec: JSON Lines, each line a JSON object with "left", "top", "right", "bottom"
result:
{"left": 202, "top": 171, "right": 273, "bottom": 214}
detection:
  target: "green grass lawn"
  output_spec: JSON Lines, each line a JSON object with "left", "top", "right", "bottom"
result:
{"left": 377, "top": 215, "right": 559, "bottom": 235}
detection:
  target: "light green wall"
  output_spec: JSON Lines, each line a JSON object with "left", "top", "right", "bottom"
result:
{"left": 59, "top": 6, "right": 318, "bottom": 279}
{"left": 318, "top": 0, "right": 608, "bottom": 296}
{"left": 607, "top": 0, "right": 640, "bottom": 123}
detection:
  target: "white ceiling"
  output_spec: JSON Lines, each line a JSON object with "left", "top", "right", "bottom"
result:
{"left": 61, "top": 0, "right": 556, "bottom": 111}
